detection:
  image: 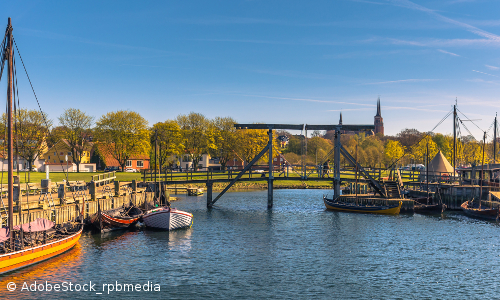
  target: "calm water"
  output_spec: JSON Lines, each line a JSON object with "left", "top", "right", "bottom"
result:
{"left": 2, "top": 189, "right": 500, "bottom": 299}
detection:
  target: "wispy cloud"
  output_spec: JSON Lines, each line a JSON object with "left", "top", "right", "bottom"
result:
{"left": 472, "top": 70, "right": 498, "bottom": 77}
{"left": 388, "top": 37, "right": 500, "bottom": 47}
{"left": 485, "top": 64, "right": 500, "bottom": 70}
{"left": 437, "top": 49, "right": 460, "bottom": 56}
{"left": 237, "top": 94, "right": 376, "bottom": 107}
{"left": 467, "top": 78, "right": 500, "bottom": 85}
{"left": 364, "top": 79, "right": 439, "bottom": 85}
{"left": 19, "top": 28, "right": 182, "bottom": 56}
{"left": 386, "top": 0, "right": 500, "bottom": 45}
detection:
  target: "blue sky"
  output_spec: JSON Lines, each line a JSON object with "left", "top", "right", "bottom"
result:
{"left": 3, "top": 0, "right": 500, "bottom": 138}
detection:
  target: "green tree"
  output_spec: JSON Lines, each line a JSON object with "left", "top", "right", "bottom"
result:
{"left": 95, "top": 110, "right": 150, "bottom": 171}
{"left": 307, "top": 136, "right": 333, "bottom": 164}
{"left": 151, "top": 120, "right": 184, "bottom": 170}
{"left": 176, "top": 112, "right": 215, "bottom": 170}
{"left": 58, "top": 108, "right": 94, "bottom": 172}
{"left": 47, "top": 126, "right": 67, "bottom": 148}
{"left": 211, "top": 117, "right": 238, "bottom": 170}
{"left": 236, "top": 129, "right": 269, "bottom": 165}
{"left": 4, "top": 109, "right": 52, "bottom": 181}
{"left": 384, "top": 140, "right": 404, "bottom": 166}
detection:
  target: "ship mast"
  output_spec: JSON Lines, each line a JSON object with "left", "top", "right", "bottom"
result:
{"left": 494, "top": 113, "right": 497, "bottom": 164}
{"left": 6, "top": 18, "right": 13, "bottom": 248}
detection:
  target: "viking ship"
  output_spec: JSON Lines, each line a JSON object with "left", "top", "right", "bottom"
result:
{"left": 461, "top": 201, "right": 499, "bottom": 220}
{"left": 0, "top": 18, "right": 83, "bottom": 275}
{"left": 323, "top": 197, "right": 402, "bottom": 215}
{"left": 90, "top": 204, "right": 142, "bottom": 232}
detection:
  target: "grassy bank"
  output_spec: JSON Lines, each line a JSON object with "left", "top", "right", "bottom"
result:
{"left": 7, "top": 171, "right": 143, "bottom": 183}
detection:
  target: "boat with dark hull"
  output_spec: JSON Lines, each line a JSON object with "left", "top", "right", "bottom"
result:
{"left": 412, "top": 197, "right": 447, "bottom": 214}
{"left": 323, "top": 197, "right": 402, "bottom": 215}
{"left": 90, "top": 205, "right": 143, "bottom": 232}
{"left": 414, "top": 203, "right": 447, "bottom": 214}
{"left": 461, "top": 201, "right": 499, "bottom": 220}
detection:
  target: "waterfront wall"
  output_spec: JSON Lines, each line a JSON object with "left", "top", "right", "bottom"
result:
{"left": 11, "top": 192, "right": 155, "bottom": 227}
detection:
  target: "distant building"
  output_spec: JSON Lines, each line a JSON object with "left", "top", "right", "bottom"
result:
{"left": 334, "top": 98, "right": 384, "bottom": 136}
{"left": 277, "top": 135, "right": 289, "bottom": 148}
{"left": 374, "top": 97, "right": 384, "bottom": 135}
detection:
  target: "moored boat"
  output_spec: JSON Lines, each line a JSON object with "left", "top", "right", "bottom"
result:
{"left": 461, "top": 201, "right": 499, "bottom": 220}
{"left": 0, "top": 18, "right": 83, "bottom": 275}
{"left": 414, "top": 203, "right": 447, "bottom": 214}
{"left": 323, "top": 197, "right": 402, "bottom": 215}
{"left": 142, "top": 207, "right": 193, "bottom": 230}
{"left": 90, "top": 205, "right": 143, "bottom": 232}
{"left": 0, "top": 221, "right": 83, "bottom": 274}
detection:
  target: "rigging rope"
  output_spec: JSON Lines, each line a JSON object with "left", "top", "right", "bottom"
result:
{"left": 13, "top": 36, "right": 69, "bottom": 181}
{"left": 386, "top": 107, "right": 453, "bottom": 170}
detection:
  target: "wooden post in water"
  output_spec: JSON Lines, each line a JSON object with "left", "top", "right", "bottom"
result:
{"left": 90, "top": 181, "right": 96, "bottom": 200}
{"left": 114, "top": 181, "right": 120, "bottom": 197}
{"left": 206, "top": 180, "right": 213, "bottom": 207}
{"left": 268, "top": 128, "right": 274, "bottom": 208}
{"left": 131, "top": 180, "right": 137, "bottom": 193}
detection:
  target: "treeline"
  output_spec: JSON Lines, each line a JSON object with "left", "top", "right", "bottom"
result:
{"left": 3, "top": 109, "right": 276, "bottom": 172}
{"left": 4, "top": 108, "right": 491, "bottom": 173}
{"left": 281, "top": 128, "right": 491, "bottom": 169}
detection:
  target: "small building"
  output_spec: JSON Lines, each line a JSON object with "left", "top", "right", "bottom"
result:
{"left": 94, "top": 143, "right": 150, "bottom": 171}
{"left": 40, "top": 139, "right": 95, "bottom": 172}
{"left": 177, "top": 154, "right": 221, "bottom": 171}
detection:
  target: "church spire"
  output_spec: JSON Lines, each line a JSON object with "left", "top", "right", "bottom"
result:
{"left": 376, "top": 97, "right": 381, "bottom": 117}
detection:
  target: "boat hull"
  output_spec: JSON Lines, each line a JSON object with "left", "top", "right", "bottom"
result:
{"left": 143, "top": 208, "right": 193, "bottom": 230}
{"left": 414, "top": 203, "right": 446, "bottom": 214}
{"left": 461, "top": 201, "right": 499, "bottom": 220}
{"left": 0, "top": 225, "right": 83, "bottom": 275}
{"left": 324, "top": 197, "right": 402, "bottom": 215}
{"left": 90, "top": 207, "right": 142, "bottom": 232}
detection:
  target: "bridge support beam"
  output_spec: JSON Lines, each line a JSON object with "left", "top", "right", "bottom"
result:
{"left": 334, "top": 127, "right": 341, "bottom": 199}
{"left": 268, "top": 129, "right": 274, "bottom": 208}
{"left": 206, "top": 181, "right": 213, "bottom": 208}
{"left": 268, "top": 179, "right": 273, "bottom": 208}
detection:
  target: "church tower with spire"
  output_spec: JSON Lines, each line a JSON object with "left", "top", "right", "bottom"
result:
{"left": 374, "top": 97, "right": 384, "bottom": 135}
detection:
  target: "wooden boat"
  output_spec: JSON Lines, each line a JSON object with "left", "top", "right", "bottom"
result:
{"left": 142, "top": 207, "right": 193, "bottom": 230}
{"left": 90, "top": 205, "right": 143, "bottom": 232}
{"left": 414, "top": 203, "right": 446, "bottom": 213}
{"left": 413, "top": 197, "right": 446, "bottom": 214}
{"left": 323, "top": 197, "right": 402, "bottom": 215}
{"left": 461, "top": 201, "right": 499, "bottom": 220}
{"left": 0, "top": 222, "right": 83, "bottom": 274}
{"left": 0, "top": 18, "right": 83, "bottom": 275}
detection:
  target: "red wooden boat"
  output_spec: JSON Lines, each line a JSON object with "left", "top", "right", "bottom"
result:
{"left": 90, "top": 205, "right": 143, "bottom": 232}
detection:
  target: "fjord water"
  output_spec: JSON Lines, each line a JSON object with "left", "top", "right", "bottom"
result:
{"left": 3, "top": 189, "right": 500, "bottom": 299}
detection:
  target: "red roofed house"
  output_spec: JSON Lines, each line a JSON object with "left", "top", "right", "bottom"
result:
{"left": 95, "top": 143, "right": 150, "bottom": 171}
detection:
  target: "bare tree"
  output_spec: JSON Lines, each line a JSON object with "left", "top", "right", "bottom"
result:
{"left": 58, "top": 108, "right": 94, "bottom": 172}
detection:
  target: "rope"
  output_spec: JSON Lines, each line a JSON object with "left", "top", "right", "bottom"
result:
{"left": 13, "top": 36, "right": 68, "bottom": 181}
{"left": 387, "top": 108, "right": 453, "bottom": 170}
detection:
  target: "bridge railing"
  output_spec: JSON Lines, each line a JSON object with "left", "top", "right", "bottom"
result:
{"left": 141, "top": 165, "right": 390, "bottom": 182}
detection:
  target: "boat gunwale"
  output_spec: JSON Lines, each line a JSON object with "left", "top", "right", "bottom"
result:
{"left": 0, "top": 225, "right": 83, "bottom": 260}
